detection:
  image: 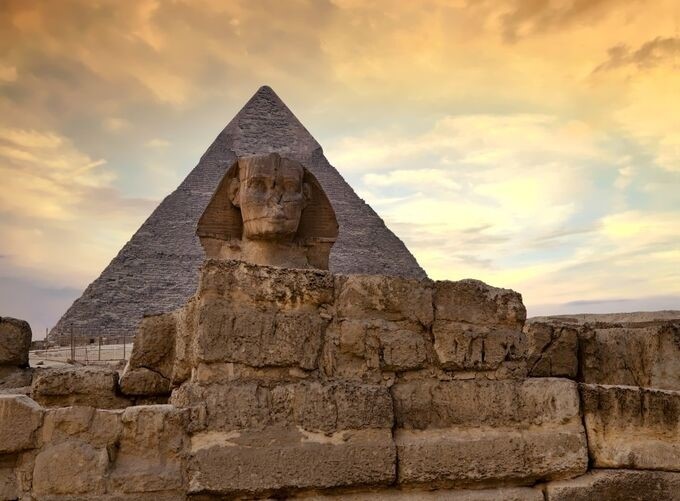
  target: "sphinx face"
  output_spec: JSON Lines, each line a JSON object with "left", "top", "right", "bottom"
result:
{"left": 233, "top": 156, "right": 308, "bottom": 240}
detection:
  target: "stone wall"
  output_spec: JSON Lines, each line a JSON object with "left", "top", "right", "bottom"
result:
{"left": 2, "top": 263, "right": 680, "bottom": 499}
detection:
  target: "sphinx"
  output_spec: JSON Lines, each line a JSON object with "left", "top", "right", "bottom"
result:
{"left": 197, "top": 153, "right": 338, "bottom": 269}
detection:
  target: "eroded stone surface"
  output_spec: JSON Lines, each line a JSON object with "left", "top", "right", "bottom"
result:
{"left": 189, "top": 428, "right": 396, "bottom": 496}
{"left": 579, "top": 322, "right": 680, "bottom": 390}
{"left": 335, "top": 274, "right": 434, "bottom": 329}
{"left": 434, "top": 280, "right": 526, "bottom": 328}
{"left": 393, "top": 379, "right": 587, "bottom": 487}
{"left": 525, "top": 322, "right": 578, "bottom": 378}
{"left": 33, "top": 440, "right": 109, "bottom": 496}
{"left": 195, "top": 299, "right": 326, "bottom": 369}
{"left": 31, "top": 366, "right": 130, "bottom": 409}
{"left": 0, "top": 366, "right": 33, "bottom": 392}
{"left": 0, "top": 317, "right": 31, "bottom": 367}
{"left": 433, "top": 322, "right": 527, "bottom": 373}
{"left": 199, "top": 259, "right": 335, "bottom": 311}
{"left": 0, "top": 394, "right": 43, "bottom": 453}
{"left": 172, "top": 380, "right": 393, "bottom": 433}
{"left": 545, "top": 469, "right": 680, "bottom": 501}
{"left": 299, "top": 487, "right": 543, "bottom": 500}
{"left": 581, "top": 384, "right": 680, "bottom": 470}
{"left": 108, "top": 405, "right": 188, "bottom": 493}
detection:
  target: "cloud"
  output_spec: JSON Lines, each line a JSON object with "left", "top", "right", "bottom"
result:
{"left": 498, "top": 0, "right": 631, "bottom": 43}
{"left": 0, "top": 126, "right": 156, "bottom": 286}
{"left": 327, "top": 112, "right": 679, "bottom": 311}
{"left": 594, "top": 37, "right": 680, "bottom": 73}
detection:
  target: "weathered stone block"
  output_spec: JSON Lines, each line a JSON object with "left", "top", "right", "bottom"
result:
{"left": 392, "top": 379, "right": 587, "bottom": 487}
{"left": 40, "top": 405, "right": 123, "bottom": 448}
{"left": 0, "top": 317, "right": 32, "bottom": 367}
{"left": 300, "top": 487, "right": 544, "bottom": 500}
{"left": 108, "top": 405, "right": 188, "bottom": 493}
{"left": 128, "top": 312, "right": 177, "bottom": 379}
{"left": 0, "top": 394, "right": 43, "bottom": 453}
{"left": 120, "top": 366, "right": 172, "bottom": 396}
{"left": 525, "top": 322, "right": 578, "bottom": 378}
{"left": 379, "top": 328, "right": 428, "bottom": 371}
{"left": 321, "top": 319, "right": 429, "bottom": 379}
{"left": 433, "top": 322, "right": 526, "bottom": 372}
{"left": 0, "top": 458, "right": 17, "bottom": 501}
{"left": 172, "top": 380, "right": 393, "bottom": 433}
{"left": 199, "top": 259, "right": 335, "bottom": 310}
{"left": 31, "top": 366, "right": 130, "bottom": 409}
{"left": 188, "top": 428, "right": 395, "bottom": 496}
{"left": 545, "top": 469, "right": 680, "bottom": 501}
{"left": 0, "top": 366, "right": 33, "bottom": 391}
{"left": 434, "top": 280, "right": 525, "bottom": 328}
{"left": 581, "top": 383, "right": 680, "bottom": 470}
{"left": 335, "top": 274, "right": 433, "bottom": 328}
{"left": 393, "top": 379, "right": 581, "bottom": 429}
{"left": 33, "top": 440, "right": 109, "bottom": 496}
{"left": 579, "top": 322, "right": 680, "bottom": 390}
{"left": 396, "top": 427, "right": 586, "bottom": 487}
{"left": 195, "top": 299, "right": 325, "bottom": 369}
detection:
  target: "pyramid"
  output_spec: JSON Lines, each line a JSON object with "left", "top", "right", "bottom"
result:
{"left": 49, "top": 86, "right": 426, "bottom": 341}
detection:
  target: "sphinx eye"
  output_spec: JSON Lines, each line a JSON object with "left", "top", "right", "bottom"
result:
{"left": 283, "top": 180, "right": 300, "bottom": 191}
{"left": 249, "top": 178, "right": 266, "bottom": 190}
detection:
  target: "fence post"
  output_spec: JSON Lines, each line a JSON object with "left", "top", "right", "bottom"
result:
{"left": 123, "top": 332, "right": 126, "bottom": 361}
{"left": 70, "top": 326, "right": 75, "bottom": 362}
{"left": 98, "top": 337, "right": 102, "bottom": 361}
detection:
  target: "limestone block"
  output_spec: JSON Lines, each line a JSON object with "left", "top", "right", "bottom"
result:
{"left": 32, "top": 440, "right": 109, "bottom": 496}
{"left": 0, "top": 394, "right": 43, "bottom": 453}
{"left": 545, "top": 469, "right": 680, "bottom": 501}
{"left": 0, "top": 366, "right": 33, "bottom": 391}
{"left": 525, "top": 322, "right": 578, "bottom": 378}
{"left": 40, "top": 406, "right": 123, "bottom": 448}
{"left": 0, "top": 458, "right": 17, "bottom": 501}
{"left": 172, "top": 298, "right": 197, "bottom": 384}
{"left": 392, "top": 379, "right": 581, "bottom": 429}
{"left": 119, "top": 366, "right": 171, "bottom": 396}
{"left": 579, "top": 322, "right": 680, "bottom": 390}
{"left": 172, "top": 380, "right": 393, "bottom": 433}
{"left": 108, "top": 405, "right": 188, "bottom": 493}
{"left": 379, "top": 327, "right": 428, "bottom": 371}
{"left": 434, "top": 280, "right": 526, "bottom": 328}
{"left": 31, "top": 366, "right": 131, "bottom": 409}
{"left": 188, "top": 428, "right": 395, "bottom": 496}
{"left": 128, "top": 312, "right": 177, "bottom": 380}
{"left": 396, "top": 427, "right": 586, "bottom": 487}
{"left": 392, "top": 379, "right": 587, "bottom": 487}
{"left": 0, "top": 317, "right": 31, "bottom": 367}
{"left": 433, "top": 322, "right": 527, "bottom": 372}
{"left": 198, "top": 259, "right": 335, "bottom": 311}
{"left": 298, "top": 487, "right": 543, "bottom": 500}
{"left": 335, "top": 274, "right": 434, "bottom": 328}
{"left": 581, "top": 383, "right": 680, "bottom": 470}
{"left": 322, "top": 319, "right": 429, "bottom": 379}
{"left": 195, "top": 298, "right": 325, "bottom": 369}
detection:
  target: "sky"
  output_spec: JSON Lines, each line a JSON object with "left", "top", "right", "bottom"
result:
{"left": 0, "top": 0, "right": 678, "bottom": 338}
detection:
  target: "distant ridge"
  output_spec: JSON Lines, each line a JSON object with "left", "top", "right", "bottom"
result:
{"left": 49, "top": 86, "right": 426, "bottom": 341}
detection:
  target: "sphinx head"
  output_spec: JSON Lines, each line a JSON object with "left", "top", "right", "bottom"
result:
{"left": 228, "top": 154, "right": 310, "bottom": 241}
{"left": 197, "top": 153, "right": 338, "bottom": 269}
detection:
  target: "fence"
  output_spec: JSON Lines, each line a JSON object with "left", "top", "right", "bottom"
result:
{"left": 31, "top": 328, "right": 134, "bottom": 366}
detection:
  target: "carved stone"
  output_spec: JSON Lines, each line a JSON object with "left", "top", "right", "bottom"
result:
{"left": 197, "top": 152, "right": 338, "bottom": 269}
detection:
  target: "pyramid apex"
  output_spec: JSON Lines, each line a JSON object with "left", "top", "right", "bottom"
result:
{"left": 218, "top": 86, "right": 320, "bottom": 157}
